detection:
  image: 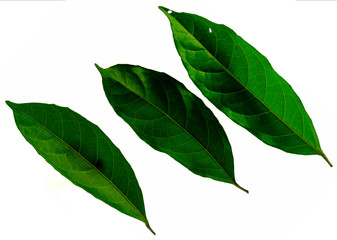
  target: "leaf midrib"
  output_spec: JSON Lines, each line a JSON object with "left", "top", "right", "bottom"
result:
{"left": 9, "top": 102, "right": 148, "bottom": 224}
{"left": 168, "top": 11, "right": 324, "bottom": 157}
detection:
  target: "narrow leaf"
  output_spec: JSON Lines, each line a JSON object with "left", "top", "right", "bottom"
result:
{"left": 6, "top": 101, "right": 154, "bottom": 234}
{"left": 159, "top": 6, "right": 330, "bottom": 166}
{"left": 96, "top": 64, "right": 247, "bottom": 193}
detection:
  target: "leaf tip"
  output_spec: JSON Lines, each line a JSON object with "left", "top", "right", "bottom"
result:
{"left": 158, "top": 6, "right": 166, "bottom": 11}
{"left": 5, "top": 100, "right": 15, "bottom": 109}
{"left": 158, "top": 6, "right": 172, "bottom": 15}
{"left": 94, "top": 63, "right": 103, "bottom": 71}
{"left": 95, "top": 63, "right": 106, "bottom": 78}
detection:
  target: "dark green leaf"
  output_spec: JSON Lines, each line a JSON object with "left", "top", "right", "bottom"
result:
{"left": 96, "top": 64, "right": 247, "bottom": 193}
{"left": 159, "top": 6, "right": 331, "bottom": 166}
{"left": 6, "top": 101, "right": 154, "bottom": 234}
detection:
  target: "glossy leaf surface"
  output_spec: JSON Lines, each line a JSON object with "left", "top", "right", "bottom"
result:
{"left": 6, "top": 101, "right": 154, "bottom": 234}
{"left": 159, "top": 7, "right": 330, "bottom": 165}
{"left": 96, "top": 64, "right": 247, "bottom": 192}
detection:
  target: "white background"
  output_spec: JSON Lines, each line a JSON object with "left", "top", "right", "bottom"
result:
{"left": 1, "top": 0, "right": 337, "bottom": 239}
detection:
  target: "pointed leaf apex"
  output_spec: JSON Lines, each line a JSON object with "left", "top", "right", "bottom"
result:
{"left": 158, "top": 6, "right": 171, "bottom": 15}
{"left": 95, "top": 63, "right": 103, "bottom": 72}
{"left": 5, "top": 100, "right": 16, "bottom": 109}
{"left": 95, "top": 63, "right": 107, "bottom": 79}
{"left": 158, "top": 6, "right": 167, "bottom": 11}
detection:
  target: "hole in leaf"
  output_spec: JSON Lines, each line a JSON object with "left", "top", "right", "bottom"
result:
{"left": 209, "top": 28, "right": 212, "bottom": 33}
{"left": 168, "top": 10, "right": 172, "bottom": 14}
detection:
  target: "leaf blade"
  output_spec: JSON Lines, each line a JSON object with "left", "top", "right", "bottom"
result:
{"left": 159, "top": 7, "right": 330, "bottom": 165}
{"left": 96, "top": 64, "right": 247, "bottom": 193}
{"left": 6, "top": 101, "right": 154, "bottom": 234}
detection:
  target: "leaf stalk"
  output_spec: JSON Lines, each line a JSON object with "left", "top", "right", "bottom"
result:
{"left": 146, "top": 222, "right": 156, "bottom": 235}
{"left": 321, "top": 153, "right": 332, "bottom": 167}
{"left": 234, "top": 183, "right": 249, "bottom": 194}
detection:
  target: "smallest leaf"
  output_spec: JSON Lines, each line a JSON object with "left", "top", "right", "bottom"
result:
{"left": 6, "top": 101, "right": 155, "bottom": 234}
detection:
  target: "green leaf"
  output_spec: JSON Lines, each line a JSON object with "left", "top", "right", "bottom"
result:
{"left": 6, "top": 101, "right": 154, "bottom": 234}
{"left": 159, "top": 6, "right": 331, "bottom": 166}
{"left": 96, "top": 64, "right": 247, "bottom": 193}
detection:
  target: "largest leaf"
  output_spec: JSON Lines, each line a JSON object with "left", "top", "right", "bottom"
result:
{"left": 6, "top": 101, "right": 154, "bottom": 234}
{"left": 159, "top": 7, "right": 330, "bottom": 166}
{"left": 96, "top": 64, "right": 247, "bottom": 193}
